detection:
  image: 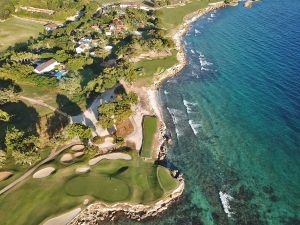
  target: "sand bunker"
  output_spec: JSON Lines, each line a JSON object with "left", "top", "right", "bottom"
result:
{"left": 43, "top": 208, "right": 81, "bottom": 225}
{"left": 0, "top": 171, "right": 13, "bottom": 182}
{"left": 89, "top": 152, "right": 132, "bottom": 166}
{"left": 60, "top": 153, "right": 73, "bottom": 163}
{"left": 74, "top": 151, "right": 84, "bottom": 158}
{"left": 33, "top": 167, "right": 55, "bottom": 179}
{"left": 75, "top": 167, "right": 90, "bottom": 174}
{"left": 71, "top": 144, "right": 85, "bottom": 151}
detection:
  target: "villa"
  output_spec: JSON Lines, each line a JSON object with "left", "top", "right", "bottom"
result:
{"left": 44, "top": 22, "right": 59, "bottom": 31}
{"left": 34, "top": 59, "right": 59, "bottom": 74}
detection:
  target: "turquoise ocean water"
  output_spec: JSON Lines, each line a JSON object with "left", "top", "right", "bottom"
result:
{"left": 109, "top": 0, "right": 300, "bottom": 224}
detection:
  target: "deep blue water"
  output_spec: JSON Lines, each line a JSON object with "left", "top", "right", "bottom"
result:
{"left": 109, "top": 0, "right": 300, "bottom": 224}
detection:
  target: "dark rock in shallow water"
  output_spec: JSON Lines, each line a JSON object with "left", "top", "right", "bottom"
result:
{"left": 262, "top": 185, "right": 274, "bottom": 194}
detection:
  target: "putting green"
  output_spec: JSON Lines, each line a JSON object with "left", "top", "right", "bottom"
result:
{"left": 65, "top": 174, "right": 130, "bottom": 202}
{"left": 157, "top": 166, "right": 179, "bottom": 192}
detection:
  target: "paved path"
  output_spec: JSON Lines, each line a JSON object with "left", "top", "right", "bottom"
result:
{"left": 20, "top": 96, "right": 69, "bottom": 118}
{"left": 0, "top": 141, "right": 82, "bottom": 196}
{"left": 70, "top": 87, "right": 117, "bottom": 136}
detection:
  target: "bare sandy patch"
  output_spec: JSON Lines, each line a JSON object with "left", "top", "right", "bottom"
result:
{"left": 75, "top": 167, "right": 90, "bottom": 174}
{"left": 71, "top": 144, "right": 85, "bottom": 151}
{"left": 60, "top": 153, "right": 73, "bottom": 163}
{"left": 33, "top": 167, "right": 55, "bottom": 179}
{"left": 74, "top": 151, "right": 84, "bottom": 158}
{"left": 89, "top": 153, "right": 132, "bottom": 166}
{"left": 0, "top": 172, "right": 13, "bottom": 182}
{"left": 43, "top": 208, "right": 81, "bottom": 225}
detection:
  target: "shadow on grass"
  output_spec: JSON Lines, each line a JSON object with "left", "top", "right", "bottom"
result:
{"left": 56, "top": 94, "right": 82, "bottom": 116}
{"left": 0, "top": 101, "right": 39, "bottom": 148}
{"left": 46, "top": 112, "right": 69, "bottom": 138}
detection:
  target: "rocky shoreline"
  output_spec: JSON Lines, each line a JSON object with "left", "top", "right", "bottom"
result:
{"left": 70, "top": 2, "right": 228, "bottom": 224}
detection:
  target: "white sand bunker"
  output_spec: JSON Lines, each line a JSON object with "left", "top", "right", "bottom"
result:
{"left": 43, "top": 208, "right": 81, "bottom": 225}
{"left": 0, "top": 171, "right": 13, "bottom": 182}
{"left": 33, "top": 167, "right": 55, "bottom": 179}
{"left": 74, "top": 151, "right": 84, "bottom": 158}
{"left": 60, "top": 153, "right": 73, "bottom": 163}
{"left": 75, "top": 167, "right": 90, "bottom": 174}
{"left": 71, "top": 144, "right": 85, "bottom": 152}
{"left": 89, "top": 152, "right": 132, "bottom": 166}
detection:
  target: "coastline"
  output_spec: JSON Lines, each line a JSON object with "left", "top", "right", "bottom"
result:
{"left": 70, "top": 1, "right": 228, "bottom": 224}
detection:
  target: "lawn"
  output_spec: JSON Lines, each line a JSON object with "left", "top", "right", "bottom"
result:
{"left": 141, "top": 116, "right": 158, "bottom": 158}
{"left": 0, "top": 17, "right": 43, "bottom": 52}
{"left": 159, "top": 0, "right": 219, "bottom": 31}
{"left": 136, "top": 49, "right": 178, "bottom": 84}
{"left": 0, "top": 151, "right": 178, "bottom": 225}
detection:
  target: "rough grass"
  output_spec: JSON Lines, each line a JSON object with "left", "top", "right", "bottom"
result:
{"left": 0, "top": 17, "right": 43, "bottom": 52}
{"left": 141, "top": 116, "right": 158, "bottom": 158}
{"left": 0, "top": 151, "right": 178, "bottom": 225}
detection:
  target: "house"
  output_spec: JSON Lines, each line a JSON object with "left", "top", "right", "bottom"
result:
{"left": 105, "top": 31, "right": 112, "bottom": 36}
{"left": 76, "top": 44, "right": 90, "bottom": 54}
{"left": 44, "top": 22, "right": 58, "bottom": 31}
{"left": 78, "top": 37, "right": 92, "bottom": 45}
{"left": 34, "top": 59, "right": 59, "bottom": 74}
{"left": 108, "top": 18, "right": 126, "bottom": 34}
{"left": 91, "top": 25, "right": 100, "bottom": 31}
{"left": 104, "top": 45, "right": 113, "bottom": 51}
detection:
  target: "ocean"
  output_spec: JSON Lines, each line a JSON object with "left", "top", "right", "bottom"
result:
{"left": 109, "top": 0, "right": 300, "bottom": 224}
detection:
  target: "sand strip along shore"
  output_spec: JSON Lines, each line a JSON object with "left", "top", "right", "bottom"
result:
{"left": 69, "top": 2, "right": 229, "bottom": 224}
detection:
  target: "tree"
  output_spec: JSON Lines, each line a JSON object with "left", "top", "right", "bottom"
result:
{"left": 115, "top": 136, "right": 124, "bottom": 146}
{"left": 97, "top": 92, "right": 138, "bottom": 128}
{"left": 0, "top": 0, "right": 15, "bottom": 20}
{"left": 5, "top": 127, "right": 40, "bottom": 165}
{"left": 0, "top": 150, "right": 6, "bottom": 169}
{"left": 65, "top": 123, "right": 92, "bottom": 140}
{"left": 0, "top": 88, "right": 19, "bottom": 104}
{"left": 66, "top": 58, "right": 86, "bottom": 71}
{"left": 59, "top": 74, "right": 82, "bottom": 96}
{"left": 0, "top": 109, "right": 10, "bottom": 122}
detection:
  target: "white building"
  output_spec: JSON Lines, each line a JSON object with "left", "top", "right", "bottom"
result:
{"left": 34, "top": 59, "right": 59, "bottom": 74}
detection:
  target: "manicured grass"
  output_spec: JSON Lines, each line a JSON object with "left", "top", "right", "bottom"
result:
{"left": 159, "top": 0, "right": 218, "bottom": 31}
{"left": 141, "top": 116, "right": 158, "bottom": 158}
{"left": 136, "top": 50, "right": 178, "bottom": 82}
{"left": 0, "top": 151, "right": 178, "bottom": 225}
{"left": 157, "top": 166, "right": 179, "bottom": 192}
{"left": 0, "top": 17, "right": 43, "bottom": 52}
{"left": 65, "top": 174, "right": 130, "bottom": 202}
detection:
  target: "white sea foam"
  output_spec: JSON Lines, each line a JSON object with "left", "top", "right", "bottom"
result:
{"left": 188, "top": 120, "right": 202, "bottom": 135}
{"left": 167, "top": 107, "right": 185, "bottom": 137}
{"left": 201, "top": 67, "right": 210, "bottom": 71}
{"left": 164, "top": 90, "right": 169, "bottom": 95}
{"left": 191, "top": 49, "right": 195, "bottom": 54}
{"left": 199, "top": 52, "right": 213, "bottom": 71}
{"left": 219, "top": 191, "right": 234, "bottom": 218}
{"left": 211, "top": 13, "right": 216, "bottom": 18}
{"left": 194, "top": 29, "right": 201, "bottom": 34}
{"left": 208, "top": 17, "right": 213, "bottom": 21}
{"left": 183, "top": 99, "right": 197, "bottom": 113}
